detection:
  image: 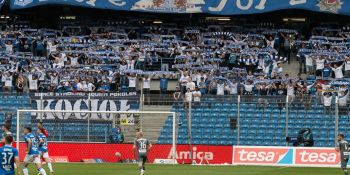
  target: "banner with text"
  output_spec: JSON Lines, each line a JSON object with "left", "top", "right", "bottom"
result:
{"left": 10, "top": 0, "right": 350, "bottom": 16}
{"left": 30, "top": 92, "right": 140, "bottom": 120}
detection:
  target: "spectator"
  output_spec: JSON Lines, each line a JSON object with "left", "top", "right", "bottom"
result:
{"left": 98, "top": 80, "right": 110, "bottom": 92}
{"left": 198, "top": 77, "right": 208, "bottom": 95}
{"left": 192, "top": 87, "right": 201, "bottom": 103}
{"left": 323, "top": 92, "right": 333, "bottom": 115}
{"left": 315, "top": 56, "right": 325, "bottom": 77}
{"left": 4, "top": 41, "right": 13, "bottom": 54}
{"left": 257, "top": 83, "right": 269, "bottom": 109}
{"left": 338, "top": 91, "right": 349, "bottom": 116}
{"left": 87, "top": 80, "right": 96, "bottom": 92}
{"left": 127, "top": 74, "right": 137, "bottom": 92}
{"left": 331, "top": 63, "right": 345, "bottom": 79}
{"left": 173, "top": 86, "right": 181, "bottom": 101}
{"left": 216, "top": 80, "right": 225, "bottom": 96}
{"left": 28, "top": 74, "right": 38, "bottom": 93}
{"left": 344, "top": 56, "right": 350, "bottom": 78}
{"left": 142, "top": 75, "right": 152, "bottom": 104}
{"left": 305, "top": 55, "right": 314, "bottom": 75}
{"left": 2, "top": 72, "right": 12, "bottom": 95}
{"left": 159, "top": 74, "right": 168, "bottom": 95}
{"left": 16, "top": 75, "right": 25, "bottom": 94}
{"left": 226, "top": 80, "right": 238, "bottom": 95}
{"left": 186, "top": 77, "right": 196, "bottom": 92}
{"left": 286, "top": 82, "right": 295, "bottom": 103}
{"left": 322, "top": 63, "right": 332, "bottom": 79}
{"left": 243, "top": 80, "right": 254, "bottom": 95}
{"left": 185, "top": 88, "right": 193, "bottom": 103}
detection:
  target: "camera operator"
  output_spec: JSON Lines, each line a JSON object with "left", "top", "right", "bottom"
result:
{"left": 298, "top": 128, "right": 314, "bottom": 147}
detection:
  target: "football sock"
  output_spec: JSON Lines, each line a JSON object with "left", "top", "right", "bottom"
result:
{"left": 39, "top": 168, "right": 47, "bottom": 175}
{"left": 23, "top": 167, "right": 29, "bottom": 175}
{"left": 47, "top": 163, "right": 53, "bottom": 172}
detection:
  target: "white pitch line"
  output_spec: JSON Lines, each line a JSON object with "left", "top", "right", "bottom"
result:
{"left": 278, "top": 166, "right": 290, "bottom": 169}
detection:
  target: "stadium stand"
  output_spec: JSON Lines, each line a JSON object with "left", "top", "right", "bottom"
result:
{"left": 0, "top": 13, "right": 349, "bottom": 148}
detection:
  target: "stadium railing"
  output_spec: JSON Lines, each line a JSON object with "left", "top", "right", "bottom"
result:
{"left": 0, "top": 93, "right": 344, "bottom": 148}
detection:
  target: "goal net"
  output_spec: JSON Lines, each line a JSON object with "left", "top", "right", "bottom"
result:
{"left": 15, "top": 109, "right": 177, "bottom": 164}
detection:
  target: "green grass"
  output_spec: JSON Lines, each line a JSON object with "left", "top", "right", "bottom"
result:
{"left": 22, "top": 163, "right": 344, "bottom": 175}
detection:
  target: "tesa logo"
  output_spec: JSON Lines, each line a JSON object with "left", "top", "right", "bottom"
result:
{"left": 234, "top": 147, "right": 289, "bottom": 164}
{"left": 295, "top": 149, "right": 339, "bottom": 164}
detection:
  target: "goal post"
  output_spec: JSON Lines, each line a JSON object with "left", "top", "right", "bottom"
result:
{"left": 16, "top": 109, "right": 177, "bottom": 164}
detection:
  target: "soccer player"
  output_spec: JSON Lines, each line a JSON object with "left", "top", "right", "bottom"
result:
{"left": 1, "top": 121, "right": 12, "bottom": 144}
{"left": 133, "top": 132, "right": 151, "bottom": 175}
{"left": 37, "top": 122, "right": 49, "bottom": 138}
{"left": 336, "top": 134, "right": 350, "bottom": 175}
{"left": 37, "top": 128, "right": 54, "bottom": 174}
{"left": 22, "top": 126, "right": 47, "bottom": 175}
{"left": 0, "top": 135, "right": 21, "bottom": 175}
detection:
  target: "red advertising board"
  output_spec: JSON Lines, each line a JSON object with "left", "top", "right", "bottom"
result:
{"left": 294, "top": 148, "right": 339, "bottom": 166}
{"left": 17, "top": 143, "right": 232, "bottom": 164}
{"left": 233, "top": 146, "right": 290, "bottom": 165}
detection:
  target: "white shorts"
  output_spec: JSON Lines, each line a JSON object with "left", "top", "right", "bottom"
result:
{"left": 24, "top": 154, "right": 41, "bottom": 164}
{"left": 40, "top": 151, "right": 49, "bottom": 159}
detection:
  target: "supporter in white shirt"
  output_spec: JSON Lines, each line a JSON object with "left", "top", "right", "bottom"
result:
{"left": 265, "top": 36, "right": 275, "bottom": 48}
{"left": 263, "top": 63, "right": 270, "bottom": 76}
{"left": 216, "top": 81, "right": 225, "bottom": 96}
{"left": 315, "top": 57, "right": 325, "bottom": 76}
{"left": 127, "top": 58, "right": 136, "bottom": 70}
{"left": 305, "top": 55, "right": 314, "bottom": 74}
{"left": 52, "top": 53, "right": 66, "bottom": 68}
{"left": 87, "top": 81, "right": 96, "bottom": 92}
{"left": 243, "top": 80, "right": 254, "bottom": 95}
{"left": 331, "top": 63, "right": 344, "bottom": 79}
{"left": 128, "top": 74, "right": 137, "bottom": 92}
{"left": 49, "top": 72, "right": 59, "bottom": 85}
{"left": 2, "top": 72, "right": 12, "bottom": 94}
{"left": 28, "top": 74, "right": 38, "bottom": 92}
{"left": 286, "top": 83, "right": 295, "bottom": 102}
{"left": 226, "top": 82, "right": 238, "bottom": 95}
{"left": 77, "top": 81, "right": 83, "bottom": 91}
{"left": 272, "top": 63, "right": 283, "bottom": 75}
{"left": 323, "top": 92, "right": 332, "bottom": 115}
{"left": 185, "top": 88, "right": 193, "bottom": 102}
{"left": 80, "top": 81, "right": 88, "bottom": 92}
{"left": 142, "top": 76, "right": 151, "bottom": 89}
{"left": 5, "top": 41, "right": 13, "bottom": 54}
{"left": 196, "top": 71, "right": 207, "bottom": 85}
{"left": 186, "top": 77, "right": 196, "bottom": 91}
{"left": 47, "top": 41, "right": 57, "bottom": 54}
{"left": 69, "top": 54, "right": 79, "bottom": 66}
{"left": 192, "top": 87, "right": 201, "bottom": 102}
{"left": 119, "top": 60, "right": 128, "bottom": 74}
{"left": 338, "top": 91, "right": 348, "bottom": 107}
{"left": 35, "top": 66, "right": 45, "bottom": 81}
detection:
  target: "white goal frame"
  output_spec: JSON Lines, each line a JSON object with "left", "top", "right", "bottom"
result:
{"left": 16, "top": 109, "right": 177, "bottom": 164}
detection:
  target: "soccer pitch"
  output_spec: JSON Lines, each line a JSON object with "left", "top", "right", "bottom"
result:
{"left": 23, "top": 163, "right": 342, "bottom": 175}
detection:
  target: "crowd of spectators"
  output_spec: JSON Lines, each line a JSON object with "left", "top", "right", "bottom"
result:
{"left": 0, "top": 22, "right": 349, "bottom": 108}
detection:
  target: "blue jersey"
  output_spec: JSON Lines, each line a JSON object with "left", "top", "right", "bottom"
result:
{"left": 37, "top": 133, "right": 48, "bottom": 152}
{"left": 159, "top": 78, "right": 168, "bottom": 90}
{"left": 0, "top": 145, "right": 18, "bottom": 175}
{"left": 24, "top": 133, "right": 39, "bottom": 155}
{"left": 323, "top": 67, "right": 332, "bottom": 78}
